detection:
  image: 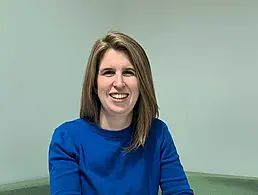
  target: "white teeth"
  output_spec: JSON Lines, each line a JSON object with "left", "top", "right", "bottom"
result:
{"left": 110, "top": 93, "right": 128, "bottom": 99}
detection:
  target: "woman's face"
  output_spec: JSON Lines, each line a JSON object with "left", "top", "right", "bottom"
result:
{"left": 97, "top": 49, "right": 139, "bottom": 118}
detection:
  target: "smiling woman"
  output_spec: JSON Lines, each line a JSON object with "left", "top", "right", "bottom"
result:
{"left": 48, "top": 31, "right": 194, "bottom": 195}
{"left": 97, "top": 49, "right": 139, "bottom": 129}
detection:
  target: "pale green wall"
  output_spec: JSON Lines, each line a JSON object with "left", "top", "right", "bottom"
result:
{"left": 119, "top": 0, "right": 258, "bottom": 178}
{"left": 0, "top": 0, "right": 119, "bottom": 185}
{"left": 1, "top": 0, "right": 257, "bottom": 186}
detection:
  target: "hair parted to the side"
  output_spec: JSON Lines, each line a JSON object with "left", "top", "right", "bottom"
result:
{"left": 80, "top": 31, "right": 159, "bottom": 151}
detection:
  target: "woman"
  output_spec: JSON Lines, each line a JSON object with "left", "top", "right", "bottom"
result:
{"left": 48, "top": 31, "right": 193, "bottom": 195}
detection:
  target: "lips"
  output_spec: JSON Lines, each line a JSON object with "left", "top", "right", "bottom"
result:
{"left": 109, "top": 93, "right": 129, "bottom": 99}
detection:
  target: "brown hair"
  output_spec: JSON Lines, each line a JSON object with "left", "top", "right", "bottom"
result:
{"left": 80, "top": 31, "right": 159, "bottom": 151}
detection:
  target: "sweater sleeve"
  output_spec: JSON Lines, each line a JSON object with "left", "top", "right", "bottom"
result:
{"left": 159, "top": 123, "right": 194, "bottom": 195}
{"left": 48, "top": 126, "right": 81, "bottom": 195}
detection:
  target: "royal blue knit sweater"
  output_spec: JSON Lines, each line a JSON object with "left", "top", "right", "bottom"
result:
{"left": 48, "top": 118, "right": 193, "bottom": 195}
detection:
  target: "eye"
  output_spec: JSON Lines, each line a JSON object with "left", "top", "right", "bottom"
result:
{"left": 123, "top": 70, "right": 135, "bottom": 77}
{"left": 103, "top": 70, "right": 115, "bottom": 77}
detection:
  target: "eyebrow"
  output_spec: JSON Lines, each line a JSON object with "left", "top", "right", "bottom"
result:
{"left": 99, "top": 67, "right": 112, "bottom": 72}
{"left": 99, "top": 67, "right": 135, "bottom": 73}
{"left": 124, "top": 67, "right": 136, "bottom": 72}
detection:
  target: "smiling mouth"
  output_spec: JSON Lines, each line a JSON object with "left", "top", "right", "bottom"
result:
{"left": 109, "top": 93, "right": 129, "bottom": 100}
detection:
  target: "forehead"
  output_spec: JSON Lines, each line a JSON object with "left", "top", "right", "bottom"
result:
{"left": 99, "top": 49, "right": 134, "bottom": 69}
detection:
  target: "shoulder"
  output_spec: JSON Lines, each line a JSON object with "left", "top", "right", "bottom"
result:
{"left": 51, "top": 118, "right": 90, "bottom": 141}
{"left": 150, "top": 118, "right": 171, "bottom": 136}
{"left": 150, "top": 118, "right": 168, "bottom": 130}
{"left": 147, "top": 118, "right": 173, "bottom": 145}
{"left": 48, "top": 119, "right": 89, "bottom": 164}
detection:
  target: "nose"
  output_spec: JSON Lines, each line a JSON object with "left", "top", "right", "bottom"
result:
{"left": 113, "top": 73, "right": 125, "bottom": 88}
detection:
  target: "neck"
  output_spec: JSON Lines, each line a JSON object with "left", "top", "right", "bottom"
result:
{"left": 99, "top": 108, "right": 132, "bottom": 131}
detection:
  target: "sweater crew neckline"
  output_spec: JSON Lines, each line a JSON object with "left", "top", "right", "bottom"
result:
{"left": 84, "top": 119, "right": 134, "bottom": 138}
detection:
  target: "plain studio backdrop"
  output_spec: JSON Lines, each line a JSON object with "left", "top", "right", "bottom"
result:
{"left": 1, "top": 0, "right": 257, "bottom": 185}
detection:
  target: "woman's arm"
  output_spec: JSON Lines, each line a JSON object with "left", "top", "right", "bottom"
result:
{"left": 48, "top": 127, "right": 81, "bottom": 195}
{"left": 159, "top": 124, "right": 194, "bottom": 195}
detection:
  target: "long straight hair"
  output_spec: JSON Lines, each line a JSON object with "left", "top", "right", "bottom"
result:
{"left": 80, "top": 31, "right": 159, "bottom": 151}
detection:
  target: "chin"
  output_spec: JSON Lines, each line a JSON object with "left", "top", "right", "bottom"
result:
{"left": 110, "top": 109, "right": 128, "bottom": 115}
{"left": 108, "top": 107, "right": 132, "bottom": 116}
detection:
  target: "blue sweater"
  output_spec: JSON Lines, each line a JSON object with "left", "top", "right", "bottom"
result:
{"left": 48, "top": 118, "right": 193, "bottom": 195}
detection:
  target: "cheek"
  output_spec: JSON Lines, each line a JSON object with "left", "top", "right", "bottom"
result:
{"left": 132, "top": 84, "right": 139, "bottom": 94}
{"left": 97, "top": 77, "right": 105, "bottom": 89}
{"left": 97, "top": 77, "right": 111, "bottom": 94}
{"left": 129, "top": 79, "right": 139, "bottom": 96}
{"left": 132, "top": 79, "right": 139, "bottom": 91}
